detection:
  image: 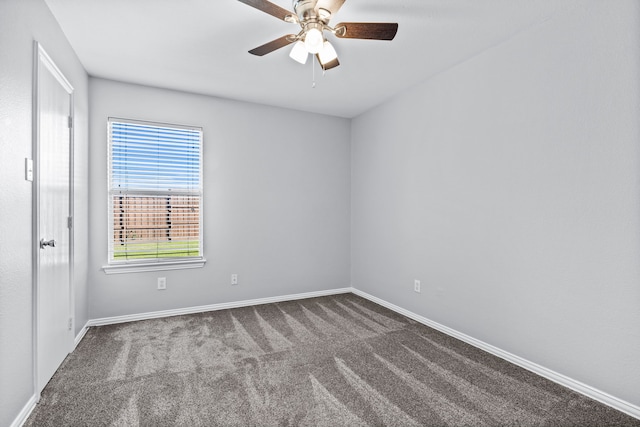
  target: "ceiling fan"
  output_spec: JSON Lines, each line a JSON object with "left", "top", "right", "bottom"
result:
{"left": 238, "top": 0, "right": 398, "bottom": 70}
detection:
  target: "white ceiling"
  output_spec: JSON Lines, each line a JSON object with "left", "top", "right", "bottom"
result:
{"left": 44, "top": 0, "right": 573, "bottom": 118}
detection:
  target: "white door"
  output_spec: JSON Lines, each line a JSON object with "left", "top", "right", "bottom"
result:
{"left": 35, "top": 43, "right": 74, "bottom": 393}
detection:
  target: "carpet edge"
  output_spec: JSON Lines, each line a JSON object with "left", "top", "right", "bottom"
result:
{"left": 86, "top": 287, "right": 353, "bottom": 327}
{"left": 73, "top": 322, "right": 90, "bottom": 349}
{"left": 11, "top": 394, "right": 37, "bottom": 427}
{"left": 350, "top": 287, "right": 640, "bottom": 421}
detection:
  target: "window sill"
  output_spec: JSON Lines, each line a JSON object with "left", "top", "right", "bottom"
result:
{"left": 102, "top": 258, "right": 206, "bottom": 274}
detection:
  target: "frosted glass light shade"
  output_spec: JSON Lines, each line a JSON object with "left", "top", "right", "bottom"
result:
{"left": 318, "top": 40, "right": 338, "bottom": 65}
{"left": 289, "top": 41, "right": 308, "bottom": 64}
{"left": 304, "top": 28, "right": 324, "bottom": 54}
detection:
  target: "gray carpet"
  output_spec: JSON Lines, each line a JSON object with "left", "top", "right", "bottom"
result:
{"left": 26, "top": 293, "right": 640, "bottom": 426}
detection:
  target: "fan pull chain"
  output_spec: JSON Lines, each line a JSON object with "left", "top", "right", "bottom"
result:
{"left": 312, "top": 57, "right": 316, "bottom": 88}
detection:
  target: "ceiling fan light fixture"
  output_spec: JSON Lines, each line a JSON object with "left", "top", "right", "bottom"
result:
{"left": 289, "top": 40, "right": 308, "bottom": 64}
{"left": 318, "top": 40, "right": 338, "bottom": 65}
{"left": 239, "top": 0, "right": 399, "bottom": 72}
{"left": 304, "top": 27, "right": 324, "bottom": 54}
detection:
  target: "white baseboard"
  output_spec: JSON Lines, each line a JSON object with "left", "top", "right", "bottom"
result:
{"left": 12, "top": 289, "right": 351, "bottom": 427}
{"left": 351, "top": 288, "right": 640, "bottom": 421}
{"left": 10, "top": 326, "right": 89, "bottom": 427}
{"left": 49, "top": 286, "right": 640, "bottom": 422}
{"left": 87, "top": 287, "right": 352, "bottom": 327}
{"left": 73, "top": 322, "right": 90, "bottom": 349}
{"left": 11, "top": 394, "right": 37, "bottom": 427}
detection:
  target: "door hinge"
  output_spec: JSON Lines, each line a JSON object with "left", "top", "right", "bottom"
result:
{"left": 68, "top": 318, "right": 73, "bottom": 331}
{"left": 68, "top": 116, "right": 73, "bottom": 128}
{"left": 67, "top": 216, "right": 73, "bottom": 229}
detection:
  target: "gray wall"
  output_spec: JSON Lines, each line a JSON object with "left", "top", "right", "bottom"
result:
{"left": 351, "top": 1, "right": 640, "bottom": 407}
{"left": 88, "top": 78, "right": 351, "bottom": 319}
{"left": 0, "top": 0, "right": 89, "bottom": 425}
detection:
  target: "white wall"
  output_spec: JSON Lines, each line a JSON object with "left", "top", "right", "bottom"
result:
{"left": 352, "top": 1, "right": 640, "bottom": 408}
{"left": 88, "top": 78, "right": 351, "bottom": 319}
{"left": 0, "top": 0, "right": 89, "bottom": 425}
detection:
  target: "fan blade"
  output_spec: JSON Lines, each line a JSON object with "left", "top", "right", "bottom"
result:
{"left": 334, "top": 22, "right": 398, "bottom": 40}
{"left": 237, "top": 0, "right": 293, "bottom": 21}
{"left": 315, "top": 0, "right": 346, "bottom": 20}
{"left": 316, "top": 54, "right": 340, "bottom": 70}
{"left": 249, "top": 35, "right": 296, "bottom": 56}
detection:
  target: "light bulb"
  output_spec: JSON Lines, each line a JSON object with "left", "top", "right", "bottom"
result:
{"left": 289, "top": 41, "right": 308, "bottom": 64}
{"left": 304, "top": 28, "right": 324, "bottom": 54}
{"left": 318, "top": 40, "right": 338, "bottom": 65}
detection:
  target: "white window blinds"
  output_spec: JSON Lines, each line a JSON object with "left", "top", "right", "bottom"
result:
{"left": 108, "top": 118, "right": 203, "bottom": 263}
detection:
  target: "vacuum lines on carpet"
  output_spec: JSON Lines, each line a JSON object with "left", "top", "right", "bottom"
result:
{"left": 25, "top": 294, "right": 640, "bottom": 426}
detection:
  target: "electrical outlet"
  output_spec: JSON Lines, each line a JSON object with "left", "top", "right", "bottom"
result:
{"left": 414, "top": 279, "right": 421, "bottom": 293}
{"left": 157, "top": 277, "right": 166, "bottom": 290}
{"left": 231, "top": 274, "right": 238, "bottom": 285}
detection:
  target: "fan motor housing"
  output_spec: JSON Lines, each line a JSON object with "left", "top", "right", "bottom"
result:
{"left": 293, "top": 0, "right": 318, "bottom": 21}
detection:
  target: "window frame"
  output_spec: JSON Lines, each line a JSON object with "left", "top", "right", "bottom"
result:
{"left": 102, "top": 117, "right": 205, "bottom": 274}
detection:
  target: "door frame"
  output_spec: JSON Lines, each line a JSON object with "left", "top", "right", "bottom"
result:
{"left": 31, "top": 41, "right": 75, "bottom": 397}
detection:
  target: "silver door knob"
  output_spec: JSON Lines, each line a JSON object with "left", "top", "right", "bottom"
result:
{"left": 40, "top": 239, "right": 56, "bottom": 249}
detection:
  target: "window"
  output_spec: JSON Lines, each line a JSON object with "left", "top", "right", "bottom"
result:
{"left": 105, "top": 118, "right": 204, "bottom": 273}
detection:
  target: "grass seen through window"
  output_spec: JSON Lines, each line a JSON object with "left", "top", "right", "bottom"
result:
{"left": 113, "top": 240, "right": 200, "bottom": 260}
